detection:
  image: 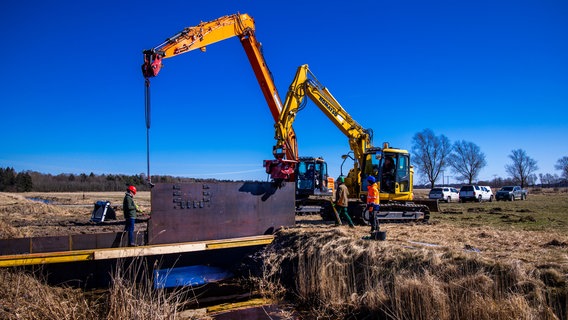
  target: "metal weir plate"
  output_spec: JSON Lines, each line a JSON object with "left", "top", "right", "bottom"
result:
{"left": 148, "top": 182, "right": 295, "bottom": 245}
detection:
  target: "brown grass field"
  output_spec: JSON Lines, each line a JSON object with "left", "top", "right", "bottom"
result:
{"left": 0, "top": 189, "right": 567, "bottom": 319}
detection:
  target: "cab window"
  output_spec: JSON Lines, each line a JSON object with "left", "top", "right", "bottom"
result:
{"left": 396, "top": 154, "right": 410, "bottom": 192}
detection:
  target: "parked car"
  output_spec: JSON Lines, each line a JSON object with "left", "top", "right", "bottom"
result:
{"left": 459, "top": 185, "right": 492, "bottom": 202}
{"left": 495, "top": 186, "right": 528, "bottom": 201}
{"left": 480, "top": 186, "right": 494, "bottom": 202}
{"left": 429, "top": 187, "right": 460, "bottom": 203}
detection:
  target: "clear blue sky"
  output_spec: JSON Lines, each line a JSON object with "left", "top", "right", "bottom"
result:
{"left": 1, "top": 1, "right": 567, "bottom": 184}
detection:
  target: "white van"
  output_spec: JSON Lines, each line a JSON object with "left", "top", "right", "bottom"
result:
{"left": 459, "top": 185, "right": 492, "bottom": 202}
{"left": 429, "top": 187, "right": 460, "bottom": 203}
{"left": 480, "top": 186, "right": 494, "bottom": 202}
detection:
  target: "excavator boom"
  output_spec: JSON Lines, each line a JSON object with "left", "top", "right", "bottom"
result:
{"left": 142, "top": 13, "right": 297, "bottom": 161}
{"left": 292, "top": 65, "right": 371, "bottom": 166}
{"left": 144, "top": 14, "right": 255, "bottom": 60}
{"left": 271, "top": 65, "right": 372, "bottom": 183}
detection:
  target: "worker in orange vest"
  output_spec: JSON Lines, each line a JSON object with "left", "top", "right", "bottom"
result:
{"left": 366, "top": 176, "right": 380, "bottom": 232}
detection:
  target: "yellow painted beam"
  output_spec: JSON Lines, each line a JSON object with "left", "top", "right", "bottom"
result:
{"left": 206, "top": 236, "right": 274, "bottom": 250}
{"left": 0, "top": 251, "right": 94, "bottom": 268}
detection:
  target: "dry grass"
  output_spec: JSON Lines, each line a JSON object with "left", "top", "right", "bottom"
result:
{"left": 258, "top": 227, "right": 567, "bottom": 319}
{"left": 0, "top": 192, "right": 194, "bottom": 319}
{"left": 1, "top": 190, "right": 567, "bottom": 319}
{"left": 0, "top": 260, "right": 196, "bottom": 320}
{"left": 257, "top": 189, "right": 568, "bottom": 319}
{"left": 0, "top": 268, "right": 102, "bottom": 320}
{"left": 106, "top": 259, "right": 195, "bottom": 320}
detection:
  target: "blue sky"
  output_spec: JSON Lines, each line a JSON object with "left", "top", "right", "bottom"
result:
{"left": 1, "top": 1, "right": 566, "bottom": 184}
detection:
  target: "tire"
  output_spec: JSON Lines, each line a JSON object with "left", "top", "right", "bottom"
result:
{"left": 489, "top": 196, "right": 493, "bottom": 202}
{"left": 521, "top": 194, "right": 526, "bottom": 200}
{"left": 478, "top": 195, "right": 483, "bottom": 202}
{"left": 510, "top": 195, "right": 515, "bottom": 201}
{"left": 447, "top": 196, "right": 451, "bottom": 203}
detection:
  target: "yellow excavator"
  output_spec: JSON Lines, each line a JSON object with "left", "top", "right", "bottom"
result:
{"left": 141, "top": 13, "right": 332, "bottom": 208}
{"left": 268, "top": 64, "right": 430, "bottom": 223}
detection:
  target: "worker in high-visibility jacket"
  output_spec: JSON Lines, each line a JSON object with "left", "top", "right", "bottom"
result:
{"left": 366, "top": 176, "right": 380, "bottom": 232}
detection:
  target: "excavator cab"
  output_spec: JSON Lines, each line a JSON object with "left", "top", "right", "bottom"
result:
{"left": 295, "top": 157, "right": 332, "bottom": 198}
{"left": 360, "top": 145, "right": 413, "bottom": 203}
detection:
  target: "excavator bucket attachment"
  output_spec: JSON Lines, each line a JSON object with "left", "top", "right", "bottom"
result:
{"left": 413, "top": 199, "right": 440, "bottom": 212}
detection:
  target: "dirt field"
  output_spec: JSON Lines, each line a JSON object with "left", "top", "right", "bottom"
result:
{"left": 294, "top": 188, "right": 568, "bottom": 268}
{"left": 0, "top": 189, "right": 567, "bottom": 319}
{"left": 1, "top": 189, "right": 567, "bottom": 269}
{"left": 0, "top": 192, "right": 151, "bottom": 238}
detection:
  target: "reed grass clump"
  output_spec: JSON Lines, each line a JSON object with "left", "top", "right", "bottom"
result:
{"left": 106, "top": 258, "right": 195, "bottom": 319}
{"left": 0, "top": 268, "right": 101, "bottom": 320}
{"left": 258, "top": 228, "right": 566, "bottom": 319}
{"left": 0, "top": 259, "right": 195, "bottom": 320}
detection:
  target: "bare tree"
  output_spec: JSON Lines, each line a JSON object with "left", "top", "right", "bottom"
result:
{"left": 555, "top": 156, "right": 568, "bottom": 180}
{"left": 539, "top": 173, "right": 559, "bottom": 187}
{"left": 411, "top": 129, "right": 452, "bottom": 188}
{"left": 447, "top": 140, "right": 487, "bottom": 184}
{"left": 505, "top": 149, "right": 538, "bottom": 188}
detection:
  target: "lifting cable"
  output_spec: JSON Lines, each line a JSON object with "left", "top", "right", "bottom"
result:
{"left": 144, "top": 78, "right": 153, "bottom": 187}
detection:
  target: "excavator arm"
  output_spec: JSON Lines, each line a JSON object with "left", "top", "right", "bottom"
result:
{"left": 141, "top": 13, "right": 297, "bottom": 161}
{"left": 272, "top": 64, "right": 372, "bottom": 181}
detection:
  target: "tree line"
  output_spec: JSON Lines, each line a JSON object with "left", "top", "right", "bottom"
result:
{"left": 0, "top": 168, "right": 205, "bottom": 193}
{"left": 2, "top": 131, "right": 568, "bottom": 192}
{"left": 411, "top": 128, "right": 568, "bottom": 188}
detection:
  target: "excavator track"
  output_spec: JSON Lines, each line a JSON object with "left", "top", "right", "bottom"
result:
{"left": 374, "top": 202, "right": 430, "bottom": 223}
{"left": 343, "top": 202, "right": 430, "bottom": 225}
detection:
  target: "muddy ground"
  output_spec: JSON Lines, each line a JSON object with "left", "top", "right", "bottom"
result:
{"left": 0, "top": 192, "right": 151, "bottom": 238}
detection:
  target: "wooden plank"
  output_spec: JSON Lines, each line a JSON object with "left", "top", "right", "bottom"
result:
{"left": 94, "top": 235, "right": 274, "bottom": 260}
{"left": 93, "top": 242, "right": 207, "bottom": 260}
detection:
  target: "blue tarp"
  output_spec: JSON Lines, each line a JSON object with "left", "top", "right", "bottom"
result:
{"left": 154, "top": 265, "right": 233, "bottom": 289}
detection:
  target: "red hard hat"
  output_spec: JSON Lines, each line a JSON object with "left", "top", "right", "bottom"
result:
{"left": 128, "top": 185, "right": 137, "bottom": 195}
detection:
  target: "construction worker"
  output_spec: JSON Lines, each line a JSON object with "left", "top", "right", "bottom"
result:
{"left": 123, "top": 185, "right": 142, "bottom": 246}
{"left": 366, "top": 176, "right": 380, "bottom": 232}
{"left": 335, "top": 176, "right": 355, "bottom": 228}
{"left": 381, "top": 157, "right": 396, "bottom": 193}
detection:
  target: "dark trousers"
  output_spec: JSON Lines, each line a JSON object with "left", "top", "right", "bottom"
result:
{"left": 337, "top": 206, "right": 355, "bottom": 227}
{"left": 124, "top": 217, "right": 135, "bottom": 245}
{"left": 368, "top": 204, "right": 380, "bottom": 231}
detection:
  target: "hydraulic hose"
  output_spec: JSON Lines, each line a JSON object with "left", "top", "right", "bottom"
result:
{"left": 145, "top": 78, "right": 153, "bottom": 187}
